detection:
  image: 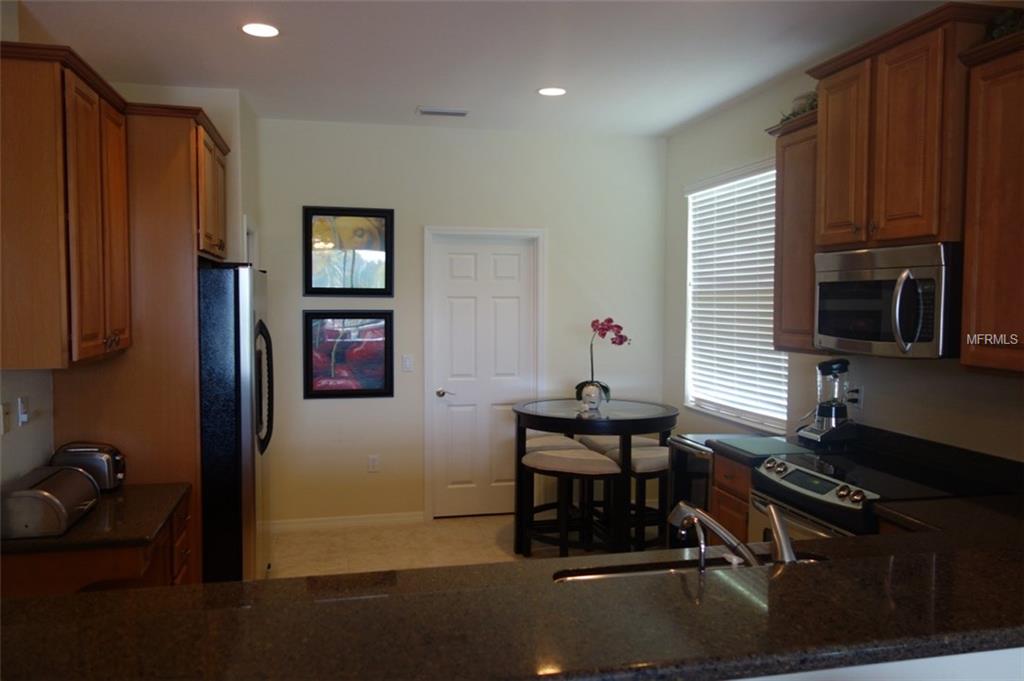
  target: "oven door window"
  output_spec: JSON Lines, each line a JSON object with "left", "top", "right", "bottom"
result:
{"left": 818, "top": 279, "right": 934, "bottom": 343}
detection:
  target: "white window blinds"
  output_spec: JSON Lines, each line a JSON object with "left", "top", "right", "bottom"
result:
{"left": 685, "top": 168, "right": 788, "bottom": 433}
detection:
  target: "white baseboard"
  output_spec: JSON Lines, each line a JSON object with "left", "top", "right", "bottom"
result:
{"left": 267, "top": 511, "right": 426, "bottom": 535}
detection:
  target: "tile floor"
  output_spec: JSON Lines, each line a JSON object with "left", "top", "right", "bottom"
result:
{"left": 270, "top": 514, "right": 542, "bottom": 578}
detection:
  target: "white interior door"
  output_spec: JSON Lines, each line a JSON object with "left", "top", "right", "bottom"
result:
{"left": 428, "top": 233, "right": 538, "bottom": 517}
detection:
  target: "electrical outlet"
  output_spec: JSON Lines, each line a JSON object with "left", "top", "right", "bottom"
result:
{"left": 1, "top": 402, "right": 10, "bottom": 434}
{"left": 401, "top": 354, "right": 414, "bottom": 372}
{"left": 848, "top": 386, "right": 864, "bottom": 412}
{"left": 367, "top": 455, "right": 380, "bottom": 473}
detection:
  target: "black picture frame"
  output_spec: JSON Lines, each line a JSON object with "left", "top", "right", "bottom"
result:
{"left": 303, "top": 310, "right": 394, "bottom": 399}
{"left": 303, "top": 206, "right": 395, "bottom": 297}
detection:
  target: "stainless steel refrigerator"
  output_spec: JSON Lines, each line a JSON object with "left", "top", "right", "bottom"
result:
{"left": 198, "top": 262, "right": 274, "bottom": 582}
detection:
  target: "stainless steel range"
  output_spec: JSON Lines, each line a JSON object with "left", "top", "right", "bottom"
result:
{"left": 749, "top": 449, "right": 970, "bottom": 538}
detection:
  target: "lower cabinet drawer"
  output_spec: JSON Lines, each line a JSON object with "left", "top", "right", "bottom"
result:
{"left": 173, "top": 562, "right": 189, "bottom": 585}
{"left": 172, "top": 530, "right": 190, "bottom": 576}
{"left": 708, "top": 485, "right": 749, "bottom": 545}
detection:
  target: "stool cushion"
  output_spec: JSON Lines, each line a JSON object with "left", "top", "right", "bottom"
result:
{"left": 522, "top": 449, "right": 621, "bottom": 475}
{"left": 579, "top": 435, "right": 661, "bottom": 454}
{"left": 603, "top": 446, "right": 670, "bottom": 474}
{"left": 525, "top": 435, "right": 587, "bottom": 453}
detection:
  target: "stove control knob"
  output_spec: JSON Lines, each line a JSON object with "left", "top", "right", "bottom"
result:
{"left": 850, "top": 490, "right": 866, "bottom": 504}
{"left": 837, "top": 485, "right": 851, "bottom": 499}
{"left": 765, "top": 458, "right": 776, "bottom": 470}
{"left": 774, "top": 462, "right": 787, "bottom": 475}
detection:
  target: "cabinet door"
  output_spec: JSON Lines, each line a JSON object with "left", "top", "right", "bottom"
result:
{"left": 871, "top": 29, "right": 944, "bottom": 242}
{"left": 961, "top": 49, "right": 1024, "bottom": 372}
{"left": 708, "top": 486, "right": 749, "bottom": 545}
{"left": 197, "top": 127, "right": 227, "bottom": 259}
{"left": 100, "top": 100, "right": 131, "bottom": 351}
{"left": 64, "top": 70, "right": 107, "bottom": 362}
{"left": 816, "top": 60, "right": 871, "bottom": 247}
{"left": 774, "top": 123, "right": 817, "bottom": 352}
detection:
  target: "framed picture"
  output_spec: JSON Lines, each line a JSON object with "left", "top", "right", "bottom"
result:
{"left": 303, "top": 206, "right": 394, "bottom": 296}
{"left": 303, "top": 310, "right": 394, "bottom": 399}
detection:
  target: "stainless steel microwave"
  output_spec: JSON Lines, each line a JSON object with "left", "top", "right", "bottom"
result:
{"left": 814, "top": 243, "right": 960, "bottom": 358}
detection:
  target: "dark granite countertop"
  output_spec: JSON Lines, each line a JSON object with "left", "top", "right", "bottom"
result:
{"left": 3, "top": 514, "right": 1023, "bottom": 680}
{"left": 1, "top": 483, "right": 189, "bottom": 554}
{"left": 876, "top": 494, "right": 1024, "bottom": 534}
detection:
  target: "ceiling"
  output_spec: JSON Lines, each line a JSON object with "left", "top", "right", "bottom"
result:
{"left": 21, "top": 1, "right": 936, "bottom": 135}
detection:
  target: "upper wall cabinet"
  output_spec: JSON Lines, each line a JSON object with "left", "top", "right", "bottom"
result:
{"left": 1, "top": 44, "right": 131, "bottom": 369}
{"left": 768, "top": 112, "right": 818, "bottom": 353}
{"left": 808, "top": 3, "right": 1002, "bottom": 250}
{"left": 959, "top": 34, "right": 1024, "bottom": 372}
{"left": 197, "top": 127, "right": 228, "bottom": 259}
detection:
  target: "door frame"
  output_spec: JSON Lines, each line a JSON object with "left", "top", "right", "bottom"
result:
{"left": 422, "top": 226, "right": 547, "bottom": 520}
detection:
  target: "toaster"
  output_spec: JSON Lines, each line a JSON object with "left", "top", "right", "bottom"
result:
{"left": 2, "top": 466, "right": 100, "bottom": 539}
{"left": 51, "top": 442, "right": 126, "bottom": 491}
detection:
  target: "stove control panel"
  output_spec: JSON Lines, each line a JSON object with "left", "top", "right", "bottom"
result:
{"left": 760, "top": 458, "right": 879, "bottom": 508}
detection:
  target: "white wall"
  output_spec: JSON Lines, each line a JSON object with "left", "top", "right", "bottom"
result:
{"left": 258, "top": 118, "right": 666, "bottom": 521}
{"left": 112, "top": 83, "right": 248, "bottom": 263}
{"left": 0, "top": 371, "right": 54, "bottom": 484}
{"left": 663, "top": 71, "right": 1024, "bottom": 461}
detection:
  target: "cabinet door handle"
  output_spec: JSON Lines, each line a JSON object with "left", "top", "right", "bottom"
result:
{"left": 850, "top": 223, "right": 859, "bottom": 233}
{"left": 218, "top": 239, "right": 226, "bottom": 250}
{"left": 869, "top": 220, "right": 879, "bottom": 234}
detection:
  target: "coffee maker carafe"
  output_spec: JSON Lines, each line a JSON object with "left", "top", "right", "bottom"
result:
{"left": 798, "top": 358, "right": 855, "bottom": 442}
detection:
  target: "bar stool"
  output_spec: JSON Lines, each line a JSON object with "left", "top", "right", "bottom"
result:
{"left": 526, "top": 433, "right": 588, "bottom": 453}
{"left": 601, "top": 446, "right": 671, "bottom": 549}
{"left": 579, "top": 434, "right": 661, "bottom": 454}
{"left": 520, "top": 449, "right": 620, "bottom": 557}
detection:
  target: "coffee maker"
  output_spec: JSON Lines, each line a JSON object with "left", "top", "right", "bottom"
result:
{"left": 798, "top": 358, "right": 857, "bottom": 443}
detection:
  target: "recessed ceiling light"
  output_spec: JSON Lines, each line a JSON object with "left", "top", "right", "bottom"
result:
{"left": 538, "top": 87, "right": 567, "bottom": 97}
{"left": 242, "top": 23, "right": 279, "bottom": 38}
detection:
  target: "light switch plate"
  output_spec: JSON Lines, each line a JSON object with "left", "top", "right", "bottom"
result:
{"left": 401, "top": 354, "right": 414, "bottom": 372}
{"left": 16, "top": 396, "right": 29, "bottom": 426}
{"left": 1, "top": 402, "right": 10, "bottom": 434}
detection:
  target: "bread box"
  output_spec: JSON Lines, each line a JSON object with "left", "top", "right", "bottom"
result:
{"left": 2, "top": 466, "right": 100, "bottom": 539}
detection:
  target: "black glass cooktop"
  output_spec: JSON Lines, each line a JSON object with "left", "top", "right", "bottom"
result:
{"left": 773, "top": 424, "right": 1022, "bottom": 501}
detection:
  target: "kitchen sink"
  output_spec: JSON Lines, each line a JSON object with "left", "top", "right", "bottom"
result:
{"left": 552, "top": 552, "right": 824, "bottom": 583}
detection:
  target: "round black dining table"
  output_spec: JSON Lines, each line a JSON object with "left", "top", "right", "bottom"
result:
{"left": 512, "top": 398, "right": 679, "bottom": 554}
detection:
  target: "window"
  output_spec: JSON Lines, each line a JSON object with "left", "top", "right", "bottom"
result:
{"left": 685, "top": 166, "right": 788, "bottom": 433}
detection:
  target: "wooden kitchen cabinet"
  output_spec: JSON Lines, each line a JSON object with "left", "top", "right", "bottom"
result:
{"left": 197, "top": 126, "right": 228, "bottom": 259}
{"left": 101, "top": 100, "right": 132, "bottom": 351}
{"left": 0, "top": 485, "right": 191, "bottom": 598}
{"left": 53, "top": 104, "right": 230, "bottom": 584}
{"left": 871, "top": 29, "right": 944, "bottom": 242}
{"left": 808, "top": 4, "right": 999, "bottom": 250}
{"left": 1, "top": 44, "right": 131, "bottom": 368}
{"left": 768, "top": 111, "right": 818, "bottom": 352}
{"left": 815, "top": 61, "right": 871, "bottom": 246}
{"left": 960, "top": 34, "right": 1024, "bottom": 372}
{"left": 708, "top": 454, "right": 752, "bottom": 545}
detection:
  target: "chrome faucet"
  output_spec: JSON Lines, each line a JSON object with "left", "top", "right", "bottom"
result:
{"left": 668, "top": 501, "right": 795, "bottom": 572}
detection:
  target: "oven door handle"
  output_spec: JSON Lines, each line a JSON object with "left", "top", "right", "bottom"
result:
{"left": 891, "top": 268, "right": 914, "bottom": 354}
{"left": 750, "top": 496, "right": 837, "bottom": 540}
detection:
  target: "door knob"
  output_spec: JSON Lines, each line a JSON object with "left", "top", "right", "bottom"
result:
{"left": 435, "top": 388, "right": 455, "bottom": 398}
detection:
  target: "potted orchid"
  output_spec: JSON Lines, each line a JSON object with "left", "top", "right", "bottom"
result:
{"left": 575, "top": 317, "right": 630, "bottom": 410}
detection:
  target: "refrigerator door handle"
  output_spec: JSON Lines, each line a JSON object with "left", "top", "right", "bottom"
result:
{"left": 256, "top": 319, "right": 275, "bottom": 454}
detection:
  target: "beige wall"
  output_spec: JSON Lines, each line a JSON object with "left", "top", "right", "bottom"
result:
{"left": 663, "top": 71, "right": 1024, "bottom": 461}
{"left": 257, "top": 118, "right": 666, "bottom": 521}
{"left": 0, "top": 371, "right": 54, "bottom": 483}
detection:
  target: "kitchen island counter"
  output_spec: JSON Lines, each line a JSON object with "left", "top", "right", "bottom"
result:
{"left": 3, "top": 509, "right": 1023, "bottom": 681}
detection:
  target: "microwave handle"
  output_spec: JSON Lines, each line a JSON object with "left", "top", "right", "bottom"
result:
{"left": 891, "top": 268, "right": 914, "bottom": 354}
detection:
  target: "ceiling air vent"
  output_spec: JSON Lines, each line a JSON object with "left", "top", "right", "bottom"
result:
{"left": 416, "top": 106, "right": 469, "bottom": 118}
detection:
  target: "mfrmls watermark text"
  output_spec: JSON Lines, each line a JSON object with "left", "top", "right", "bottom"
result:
{"left": 965, "top": 333, "right": 1020, "bottom": 346}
